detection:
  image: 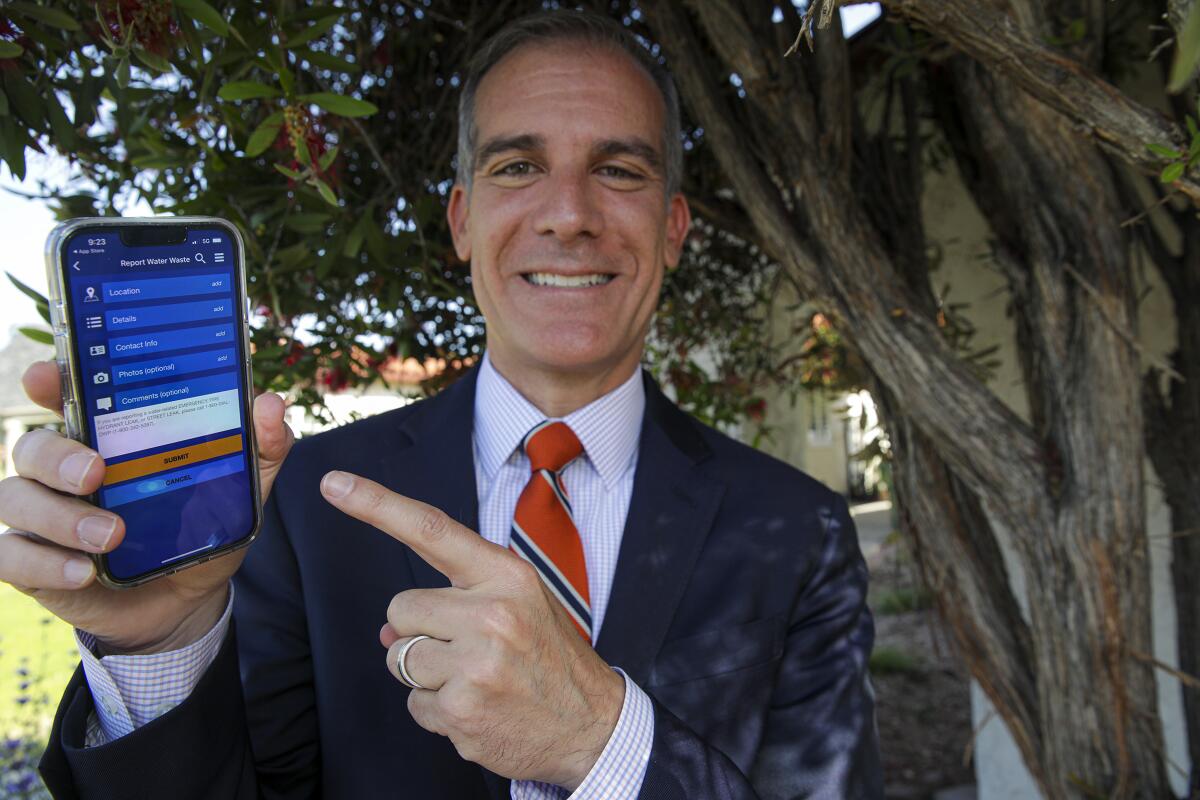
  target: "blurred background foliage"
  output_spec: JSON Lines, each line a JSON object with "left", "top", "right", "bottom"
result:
{"left": 0, "top": 0, "right": 855, "bottom": 431}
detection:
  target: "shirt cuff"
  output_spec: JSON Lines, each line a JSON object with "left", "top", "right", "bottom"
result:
{"left": 568, "top": 668, "right": 653, "bottom": 799}
{"left": 77, "top": 586, "right": 234, "bottom": 747}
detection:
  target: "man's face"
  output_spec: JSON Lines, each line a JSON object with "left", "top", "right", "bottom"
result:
{"left": 447, "top": 42, "right": 690, "bottom": 389}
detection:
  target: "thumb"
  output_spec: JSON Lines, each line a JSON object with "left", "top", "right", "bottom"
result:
{"left": 252, "top": 391, "right": 295, "bottom": 500}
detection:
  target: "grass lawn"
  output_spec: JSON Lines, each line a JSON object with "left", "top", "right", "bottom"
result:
{"left": 0, "top": 584, "right": 78, "bottom": 736}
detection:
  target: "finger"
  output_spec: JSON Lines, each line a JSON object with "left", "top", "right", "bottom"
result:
{"left": 380, "top": 623, "right": 400, "bottom": 649}
{"left": 320, "top": 471, "right": 506, "bottom": 587}
{"left": 0, "top": 477, "right": 124, "bottom": 553}
{"left": 22, "top": 361, "right": 64, "bottom": 416}
{"left": 386, "top": 587, "right": 475, "bottom": 642}
{"left": 386, "top": 635, "right": 451, "bottom": 691}
{"left": 252, "top": 392, "right": 294, "bottom": 498}
{"left": 0, "top": 530, "right": 96, "bottom": 590}
{"left": 12, "top": 429, "right": 104, "bottom": 494}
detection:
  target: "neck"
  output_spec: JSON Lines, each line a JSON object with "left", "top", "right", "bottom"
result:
{"left": 486, "top": 350, "right": 642, "bottom": 418}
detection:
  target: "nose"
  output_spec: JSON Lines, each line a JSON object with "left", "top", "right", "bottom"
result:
{"left": 531, "top": 168, "right": 604, "bottom": 242}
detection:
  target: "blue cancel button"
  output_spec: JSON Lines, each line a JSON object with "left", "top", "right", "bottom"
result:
{"left": 102, "top": 453, "right": 244, "bottom": 508}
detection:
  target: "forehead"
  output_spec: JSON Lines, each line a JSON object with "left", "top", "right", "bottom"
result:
{"left": 473, "top": 41, "right": 665, "bottom": 150}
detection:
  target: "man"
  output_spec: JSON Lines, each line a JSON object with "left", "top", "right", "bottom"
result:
{"left": 2, "top": 9, "right": 880, "bottom": 798}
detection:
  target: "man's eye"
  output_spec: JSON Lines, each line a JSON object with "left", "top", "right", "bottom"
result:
{"left": 496, "top": 161, "right": 536, "bottom": 176}
{"left": 598, "top": 165, "right": 641, "bottom": 180}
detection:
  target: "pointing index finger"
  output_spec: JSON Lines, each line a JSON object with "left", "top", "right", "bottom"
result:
{"left": 320, "top": 470, "right": 501, "bottom": 587}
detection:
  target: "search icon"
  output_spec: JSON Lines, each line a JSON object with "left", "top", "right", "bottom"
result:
{"left": 194, "top": 253, "right": 206, "bottom": 263}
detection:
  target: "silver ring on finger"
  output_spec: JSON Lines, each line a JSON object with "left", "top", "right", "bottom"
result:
{"left": 396, "top": 634, "right": 433, "bottom": 690}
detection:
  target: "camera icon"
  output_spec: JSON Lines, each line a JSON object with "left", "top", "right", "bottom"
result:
{"left": 93, "top": 372, "right": 109, "bottom": 385}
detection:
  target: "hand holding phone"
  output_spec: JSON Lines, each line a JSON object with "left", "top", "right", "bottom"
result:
{"left": 0, "top": 217, "right": 295, "bottom": 654}
{"left": 0, "top": 362, "right": 294, "bottom": 654}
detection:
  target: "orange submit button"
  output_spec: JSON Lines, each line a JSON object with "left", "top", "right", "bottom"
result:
{"left": 103, "top": 434, "right": 244, "bottom": 486}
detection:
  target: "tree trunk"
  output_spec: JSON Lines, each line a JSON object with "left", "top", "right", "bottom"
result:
{"left": 1142, "top": 212, "right": 1200, "bottom": 797}
{"left": 644, "top": 1, "right": 1171, "bottom": 794}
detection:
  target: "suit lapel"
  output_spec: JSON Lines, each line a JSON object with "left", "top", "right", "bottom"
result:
{"left": 381, "top": 366, "right": 482, "bottom": 593}
{"left": 595, "top": 372, "right": 726, "bottom": 686}
{"left": 380, "top": 366, "right": 511, "bottom": 799}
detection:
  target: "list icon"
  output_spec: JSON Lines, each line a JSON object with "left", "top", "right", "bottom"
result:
{"left": 85, "top": 315, "right": 103, "bottom": 330}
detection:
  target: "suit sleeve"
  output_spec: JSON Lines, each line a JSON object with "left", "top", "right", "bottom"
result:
{"left": 38, "top": 489, "right": 319, "bottom": 799}
{"left": 637, "top": 495, "right": 882, "bottom": 800}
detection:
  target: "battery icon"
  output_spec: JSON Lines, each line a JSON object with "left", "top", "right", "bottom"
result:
{"left": 212, "top": 237, "right": 223, "bottom": 243}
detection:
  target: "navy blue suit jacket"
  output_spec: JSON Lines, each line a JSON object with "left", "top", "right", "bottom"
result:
{"left": 41, "top": 366, "right": 881, "bottom": 798}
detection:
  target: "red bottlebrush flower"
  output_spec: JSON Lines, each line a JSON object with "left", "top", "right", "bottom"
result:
{"left": 745, "top": 398, "right": 767, "bottom": 422}
{"left": 319, "top": 366, "right": 349, "bottom": 393}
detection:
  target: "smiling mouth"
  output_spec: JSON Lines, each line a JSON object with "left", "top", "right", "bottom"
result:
{"left": 522, "top": 272, "right": 615, "bottom": 287}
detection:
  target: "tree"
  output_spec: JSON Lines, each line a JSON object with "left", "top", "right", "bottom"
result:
{"left": 2, "top": 0, "right": 1196, "bottom": 796}
{"left": 644, "top": 1, "right": 1197, "bottom": 796}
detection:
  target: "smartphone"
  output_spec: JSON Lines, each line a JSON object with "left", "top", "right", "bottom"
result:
{"left": 44, "top": 217, "right": 262, "bottom": 588}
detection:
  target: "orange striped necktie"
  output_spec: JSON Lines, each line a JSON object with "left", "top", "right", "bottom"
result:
{"left": 509, "top": 420, "right": 592, "bottom": 642}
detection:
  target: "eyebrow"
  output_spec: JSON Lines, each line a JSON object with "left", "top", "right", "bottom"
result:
{"left": 474, "top": 133, "right": 664, "bottom": 175}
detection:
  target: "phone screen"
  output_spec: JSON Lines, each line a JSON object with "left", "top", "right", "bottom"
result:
{"left": 59, "top": 223, "right": 258, "bottom": 584}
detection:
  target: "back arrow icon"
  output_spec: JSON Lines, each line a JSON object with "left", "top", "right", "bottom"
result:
{"left": 72, "top": 261, "right": 80, "bottom": 271}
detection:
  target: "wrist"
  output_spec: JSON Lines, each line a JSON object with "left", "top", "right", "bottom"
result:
{"left": 97, "top": 585, "right": 230, "bottom": 656}
{"left": 558, "top": 665, "right": 626, "bottom": 792}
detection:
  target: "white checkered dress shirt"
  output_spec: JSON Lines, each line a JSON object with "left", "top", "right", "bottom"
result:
{"left": 77, "top": 352, "right": 654, "bottom": 798}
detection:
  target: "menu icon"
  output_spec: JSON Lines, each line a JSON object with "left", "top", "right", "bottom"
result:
{"left": 85, "top": 315, "right": 103, "bottom": 330}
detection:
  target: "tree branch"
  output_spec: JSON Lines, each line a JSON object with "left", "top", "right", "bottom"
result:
{"left": 880, "top": 0, "right": 1200, "bottom": 205}
{"left": 646, "top": 0, "right": 1048, "bottom": 523}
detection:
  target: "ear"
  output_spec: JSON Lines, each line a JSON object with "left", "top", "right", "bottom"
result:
{"left": 663, "top": 193, "right": 692, "bottom": 272}
{"left": 447, "top": 183, "right": 472, "bottom": 263}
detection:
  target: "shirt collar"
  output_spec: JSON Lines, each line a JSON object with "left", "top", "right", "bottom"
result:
{"left": 474, "top": 351, "right": 645, "bottom": 491}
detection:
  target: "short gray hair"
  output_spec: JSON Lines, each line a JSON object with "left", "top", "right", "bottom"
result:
{"left": 455, "top": 9, "right": 683, "bottom": 198}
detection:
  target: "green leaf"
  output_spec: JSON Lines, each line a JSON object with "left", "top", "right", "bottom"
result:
{"left": 134, "top": 47, "right": 173, "bottom": 74}
{"left": 0, "top": 91, "right": 8, "bottom": 116}
{"left": 285, "top": 15, "right": 340, "bottom": 48}
{"left": 218, "top": 81, "right": 283, "bottom": 101}
{"left": 45, "top": 90, "right": 80, "bottom": 148}
{"left": 131, "top": 154, "right": 181, "bottom": 170}
{"left": 1147, "top": 142, "right": 1183, "bottom": 159}
{"left": 18, "top": 326, "right": 53, "bottom": 346}
{"left": 0, "top": 117, "right": 27, "bottom": 180}
{"left": 343, "top": 211, "right": 369, "bottom": 258}
{"left": 294, "top": 137, "right": 313, "bottom": 168}
{"left": 1170, "top": 1, "right": 1200, "bottom": 92}
{"left": 284, "top": 212, "right": 331, "bottom": 233}
{"left": 273, "top": 163, "right": 304, "bottom": 180}
{"left": 298, "top": 92, "right": 378, "bottom": 118}
{"left": 2, "top": 71, "right": 43, "bottom": 127}
{"left": 245, "top": 110, "right": 284, "bottom": 157}
{"left": 1161, "top": 161, "right": 1186, "bottom": 183}
{"left": 7, "top": 271, "right": 48, "bottom": 307}
{"left": 9, "top": 1, "right": 81, "bottom": 31}
{"left": 175, "top": 0, "right": 230, "bottom": 37}
{"left": 0, "top": 42, "right": 23, "bottom": 59}
{"left": 296, "top": 48, "right": 360, "bottom": 73}
{"left": 277, "top": 61, "right": 295, "bottom": 96}
{"left": 317, "top": 144, "right": 338, "bottom": 171}
{"left": 312, "top": 177, "right": 339, "bottom": 207}
{"left": 115, "top": 56, "right": 131, "bottom": 89}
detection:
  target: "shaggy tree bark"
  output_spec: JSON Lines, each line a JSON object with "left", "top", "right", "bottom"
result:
{"left": 643, "top": 1, "right": 1171, "bottom": 795}
{"left": 878, "top": 0, "right": 1200, "bottom": 204}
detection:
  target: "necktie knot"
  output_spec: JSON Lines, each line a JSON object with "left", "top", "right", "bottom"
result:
{"left": 523, "top": 421, "right": 583, "bottom": 474}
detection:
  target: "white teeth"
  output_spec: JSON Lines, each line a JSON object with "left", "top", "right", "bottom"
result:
{"left": 524, "top": 273, "right": 614, "bottom": 287}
